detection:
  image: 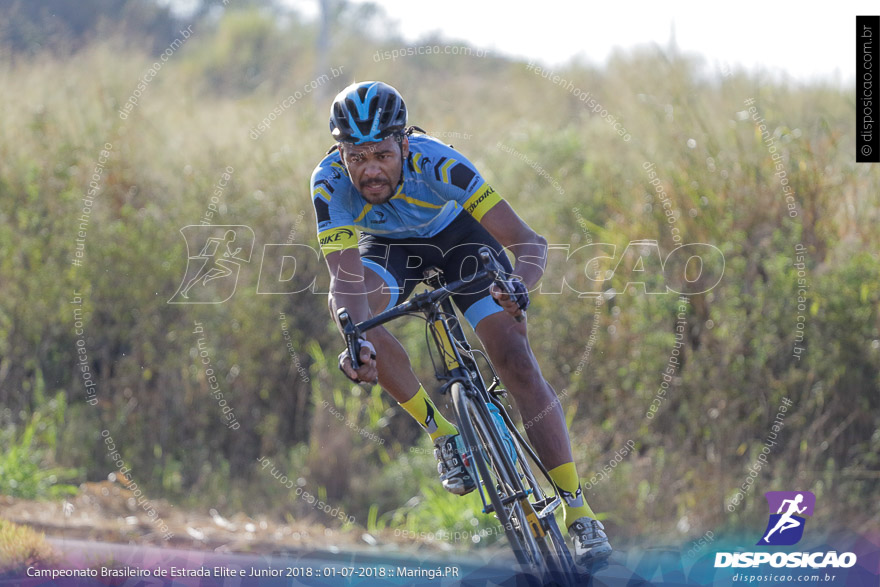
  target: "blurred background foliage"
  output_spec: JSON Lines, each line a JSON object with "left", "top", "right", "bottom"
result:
{"left": 0, "top": 0, "right": 878, "bottom": 551}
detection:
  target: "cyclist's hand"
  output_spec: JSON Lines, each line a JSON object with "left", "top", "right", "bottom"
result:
{"left": 490, "top": 279, "right": 529, "bottom": 320}
{"left": 338, "top": 339, "right": 378, "bottom": 384}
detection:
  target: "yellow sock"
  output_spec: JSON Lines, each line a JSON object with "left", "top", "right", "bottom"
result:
{"left": 548, "top": 462, "right": 596, "bottom": 528}
{"left": 398, "top": 385, "right": 458, "bottom": 442}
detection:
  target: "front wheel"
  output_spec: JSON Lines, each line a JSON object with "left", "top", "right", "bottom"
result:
{"left": 500, "top": 400, "right": 580, "bottom": 584}
{"left": 452, "top": 382, "right": 567, "bottom": 582}
{"left": 451, "top": 382, "right": 531, "bottom": 567}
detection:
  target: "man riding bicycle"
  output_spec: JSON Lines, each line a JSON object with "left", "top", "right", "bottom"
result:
{"left": 311, "top": 81, "right": 612, "bottom": 565}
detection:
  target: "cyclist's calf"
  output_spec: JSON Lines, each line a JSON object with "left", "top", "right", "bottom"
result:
{"left": 477, "top": 318, "right": 545, "bottom": 392}
{"left": 474, "top": 312, "right": 574, "bottom": 470}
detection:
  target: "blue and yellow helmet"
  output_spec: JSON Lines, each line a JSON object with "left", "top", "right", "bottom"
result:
{"left": 329, "top": 81, "right": 407, "bottom": 144}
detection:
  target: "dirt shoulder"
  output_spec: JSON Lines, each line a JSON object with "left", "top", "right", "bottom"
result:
{"left": 0, "top": 483, "right": 477, "bottom": 560}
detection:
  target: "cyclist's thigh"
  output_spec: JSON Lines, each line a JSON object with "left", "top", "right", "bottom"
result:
{"left": 361, "top": 266, "right": 392, "bottom": 315}
{"left": 358, "top": 233, "right": 424, "bottom": 313}
{"left": 436, "top": 213, "right": 514, "bottom": 330}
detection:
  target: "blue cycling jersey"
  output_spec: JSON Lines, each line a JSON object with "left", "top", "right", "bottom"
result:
{"left": 311, "top": 134, "right": 501, "bottom": 254}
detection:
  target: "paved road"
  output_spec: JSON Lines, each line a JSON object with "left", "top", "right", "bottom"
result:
{"left": 1, "top": 535, "right": 679, "bottom": 587}
{"left": 27, "top": 538, "right": 545, "bottom": 586}
{"left": 4, "top": 531, "right": 877, "bottom": 586}
{"left": 0, "top": 537, "right": 649, "bottom": 586}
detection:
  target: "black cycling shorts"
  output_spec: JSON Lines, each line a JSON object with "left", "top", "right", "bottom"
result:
{"left": 358, "top": 211, "right": 514, "bottom": 329}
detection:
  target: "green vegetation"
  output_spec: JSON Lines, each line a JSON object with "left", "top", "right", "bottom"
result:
{"left": 0, "top": 392, "right": 79, "bottom": 499}
{"left": 0, "top": 518, "right": 56, "bottom": 576}
{"left": 0, "top": 1, "right": 878, "bottom": 552}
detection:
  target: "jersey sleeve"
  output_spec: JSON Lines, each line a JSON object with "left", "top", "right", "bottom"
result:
{"left": 311, "top": 160, "right": 358, "bottom": 256}
{"left": 417, "top": 140, "right": 503, "bottom": 222}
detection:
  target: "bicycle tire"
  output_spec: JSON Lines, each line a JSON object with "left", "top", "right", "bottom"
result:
{"left": 483, "top": 415, "right": 578, "bottom": 586}
{"left": 469, "top": 395, "right": 578, "bottom": 585}
{"left": 501, "top": 409, "right": 580, "bottom": 585}
{"left": 544, "top": 519, "right": 578, "bottom": 585}
{"left": 475, "top": 415, "right": 551, "bottom": 572}
{"left": 452, "top": 382, "right": 573, "bottom": 584}
{"left": 451, "top": 382, "right": 532, "bottom": 568}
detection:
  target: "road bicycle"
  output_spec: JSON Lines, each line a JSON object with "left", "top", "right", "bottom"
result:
{"left": 337, "top": 247, "right": 579, "bottom": 585}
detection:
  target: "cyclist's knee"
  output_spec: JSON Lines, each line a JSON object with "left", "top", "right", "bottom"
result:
{"left": 367, "top": 288, "right": 391, "bottom": 315}
{"left": 495, "top": 343, "right": 543, "bottom": 389}
{"left": 363, "top": 267, "right": 393, "bottom": 314}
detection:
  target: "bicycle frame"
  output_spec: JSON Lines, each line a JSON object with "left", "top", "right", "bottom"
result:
{"left": 336, "top": 248, "right": 568, "bottom": 552}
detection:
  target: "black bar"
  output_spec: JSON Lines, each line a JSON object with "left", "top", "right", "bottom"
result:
{"left": 857, "top": 15, "right": 880, "bottom": 162}
{"left": 430, "top": 270, "right": 494, "bottom": 303}
{"left": 353, "top": 267, "right": 495, "bottom": 333}
{"left": 355, "top": 303, "right": 414, "bottom": 334}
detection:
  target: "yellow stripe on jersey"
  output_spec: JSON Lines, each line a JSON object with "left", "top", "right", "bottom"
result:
{"left": 314, "top": 186, "right": 332, "bottom": 202}
{"left": 440, "top": 158, "right": 456, "bottom": 183}
{"left": 391, "top": 193, "right": 444, "bottom": 209}
{"left": 412, "top": 152, "right": 423, "bottom": 173}
{"left": 462, "top": 183, "right": 502, "bottom": 221}
{"left": 317, "top": 225, "right": 358, "bottom": 255}
{"left": 353, "top": 203, "right": 373, "bottom": 223}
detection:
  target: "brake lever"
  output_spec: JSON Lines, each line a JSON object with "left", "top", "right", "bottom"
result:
{"left": 336, "top": 308, "right": 362, "bottom": 368}
{"left": 478, "top": 247, "right": 525, "bottom": 323}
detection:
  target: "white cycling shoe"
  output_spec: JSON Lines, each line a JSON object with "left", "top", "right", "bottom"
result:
{"left": 568, "top": 516, "right": 613, "bottom": 566}
{"left": 433, "top": 434, "right": 477, "bottom": 495}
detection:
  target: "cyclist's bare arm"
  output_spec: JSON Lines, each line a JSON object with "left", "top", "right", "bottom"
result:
{"left": 324, "top": 248, "right": 420, "bottom": 397}
{"left": 477, "top": 201, "right": 547, "bottom": 318}
{"left": 325, "top": 248, "right": 372, "bottom": 325}
{"left": 325, "top": 248, "right": 379, "bottom": 382}
{"left": 477, "top": 201, "right": 548, "bottom": 289}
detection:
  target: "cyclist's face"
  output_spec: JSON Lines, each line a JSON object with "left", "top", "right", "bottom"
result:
{"left": 341, "top": 136, "right": 408, "bottom": 204}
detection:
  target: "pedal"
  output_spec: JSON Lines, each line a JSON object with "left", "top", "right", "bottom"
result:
{"left": 532, "top": 495, "right": 563, "bottom": 519}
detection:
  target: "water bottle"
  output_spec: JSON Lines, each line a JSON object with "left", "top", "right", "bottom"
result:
{"left": 487, "top": 402, "right": 517, "bottom": 465}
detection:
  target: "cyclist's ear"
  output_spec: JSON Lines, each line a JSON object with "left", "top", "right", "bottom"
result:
{"left": 399, "top": 135, "right": 409, "bottom": 160}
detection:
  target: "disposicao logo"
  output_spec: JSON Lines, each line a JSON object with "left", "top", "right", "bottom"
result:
{"left": 758, "top": 490, "right": 815, "bottom": 546}
{"left": 715, "top": 490, "right": 857, "bottom": 569}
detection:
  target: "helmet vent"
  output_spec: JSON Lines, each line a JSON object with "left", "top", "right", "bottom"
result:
{"left": 330, "top": 81, "right": 407, "bottom": 143}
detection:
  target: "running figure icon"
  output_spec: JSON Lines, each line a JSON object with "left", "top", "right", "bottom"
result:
{"left": 181, "top": 230, "right": 244, "bottom": 298}
{"left": 757, "top": 490, "right": 815, "bottom": 546}
{"left": 762, "top": 493, "right": 807, "bottom": 543}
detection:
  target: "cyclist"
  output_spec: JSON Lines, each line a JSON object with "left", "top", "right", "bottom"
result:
{"left": 311, "top": 81, "right": 612, "bottom": 565}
